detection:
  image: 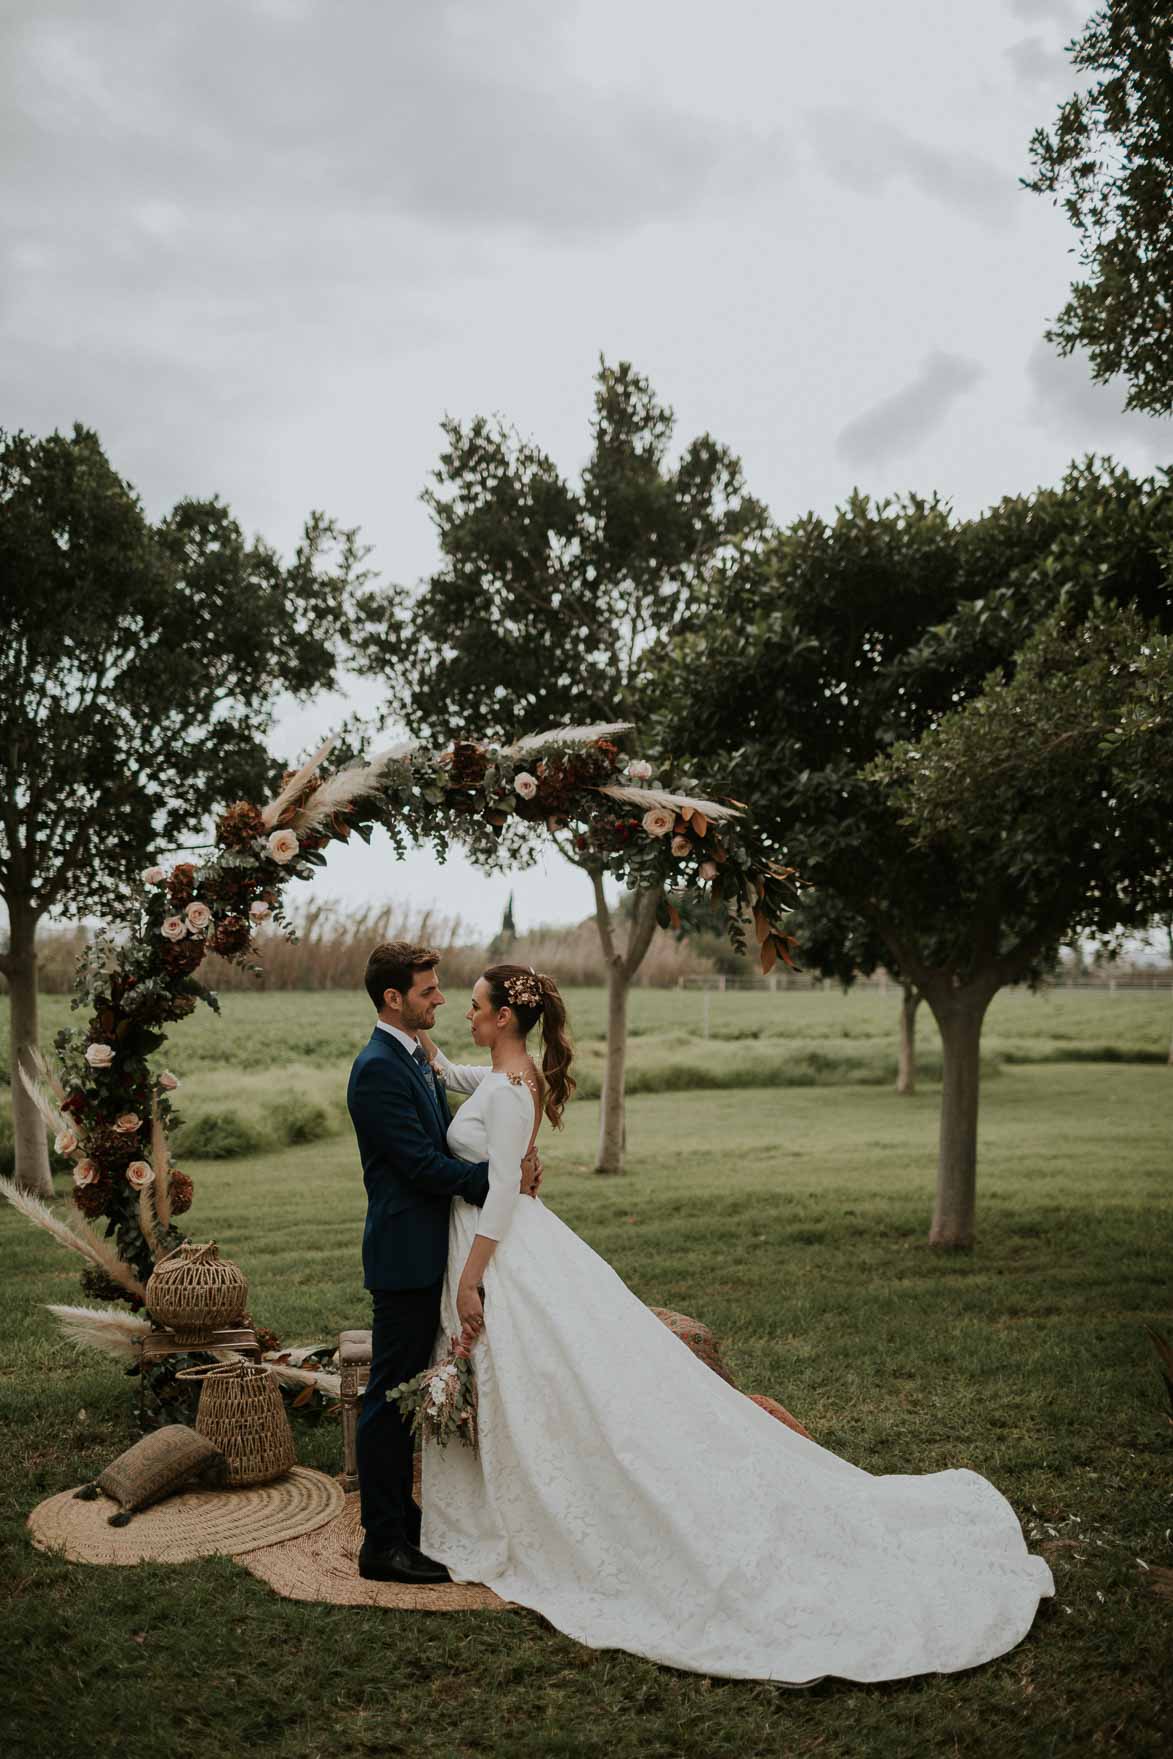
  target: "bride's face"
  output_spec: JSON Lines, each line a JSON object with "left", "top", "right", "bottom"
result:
{"left": 467, "top": 978, "right": 499, "bottom": 1046}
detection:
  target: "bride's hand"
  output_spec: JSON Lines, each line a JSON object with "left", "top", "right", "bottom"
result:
{"left": 520, "top": 1148, "right": 543, "bottom": 1198}
{"left": 457, "top": 1280, "right": 484, "bottom": 1334}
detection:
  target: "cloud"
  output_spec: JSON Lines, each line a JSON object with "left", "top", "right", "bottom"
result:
{"left": 837, "top": 352, "right": 985, "bottom": 467}
{"left": 806, "top": 109, "right": 1015, "bottom": 229}
{"left": 1, "top": 0, "right": 738, "bottom": 251}
{"left": 1025, "top": 337, "right": 1171, "bottom": 458}
{"left": 1007, "top": 0, "right": 1078, "bottom": 24}
{"left": 1005, "top": 35, "right": 1071, "bottom": 86}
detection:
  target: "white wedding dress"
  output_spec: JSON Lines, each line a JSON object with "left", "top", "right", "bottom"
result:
{"left": 421, "top": 1061, "right": 1053, "bottom": 1685}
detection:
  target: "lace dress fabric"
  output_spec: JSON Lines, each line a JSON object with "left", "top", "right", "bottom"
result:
{"left": 421, "top": 1072, "right": 1054, "bottom": 1684}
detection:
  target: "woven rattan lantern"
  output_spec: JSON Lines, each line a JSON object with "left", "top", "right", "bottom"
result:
{"left": 146, "top": 1241, "right": 249, "bottom": 1341}
{"left": 177, "top": 1361, "right": 296, "bottom": 1487}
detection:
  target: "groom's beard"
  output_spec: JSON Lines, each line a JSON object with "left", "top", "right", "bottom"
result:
{"left": 401, "top": 1001, "right": 437, "bottom": 1032}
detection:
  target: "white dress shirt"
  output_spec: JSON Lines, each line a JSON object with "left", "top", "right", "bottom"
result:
{"left": 374, "top": 1021, "right": 488, "bottom": 1096}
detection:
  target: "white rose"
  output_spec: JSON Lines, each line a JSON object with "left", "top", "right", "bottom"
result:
{"left": 699, "top": 860, "right": 720, "bottom": 881}
{"left": 126, "top": 1160, "right": 155, "bottom": 1189}
{"left": 158, "top": 1071, "right": 179, "bottom": 1091}
{"left": 114, "top": 1112, "right": 142, "bottom": 1135}
{"left": 627, "top": 759, "right": 653, "bottom": 781}
{"left": 670, "top": 834, "right": 691, "bottom": 857}
{"left": 73, "top": 1160, "right": 99, "bottom": 1188}
{"left": 185, "top": 901, "right": 212, "bottom": 933}
{"left": 85, "top": 1043, "right": 114, "bottom": 1069}
{"left": 249, "top": 900, "right": 270, "bottom": 921}
{"left": 54, "top": 1129, "right": 78, "bottom": 1156}
{"left": 642, "top": 807, "right": 675, "bottom": 838}
{"left": 160, "top": 916, "right": 187, "bottom": 941}
{"left": 141, "top": 866, "right": 166, "bottom": 886}
{"left": 514, "top": 772, "right": 538, "bottom": 800}
{"left": 267, "top": 828, "right": 299, "bottom": 864}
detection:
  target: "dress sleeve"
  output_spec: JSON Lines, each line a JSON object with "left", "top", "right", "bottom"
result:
{"left": 476, "top": 1081, "right": 535, "bottom": 1243}
{"left": 432, "top": 1047, "right": 490, "bottom": 1095}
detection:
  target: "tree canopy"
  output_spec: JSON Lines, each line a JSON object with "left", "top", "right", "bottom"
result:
{"left": 1025, "top": 0, "right": 1173, "bottom": 416}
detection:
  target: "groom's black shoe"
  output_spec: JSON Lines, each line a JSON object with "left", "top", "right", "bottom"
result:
{"left": 358, "top": 1540, "right": 451, "bottom": 1585}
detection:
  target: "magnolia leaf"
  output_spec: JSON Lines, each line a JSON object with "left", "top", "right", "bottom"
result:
{"left": 760, "top": 936, "right": 778, "bottom": 975}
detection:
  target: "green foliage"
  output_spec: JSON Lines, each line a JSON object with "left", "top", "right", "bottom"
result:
{"left": 1024, "top": 0, "right": 1173, "bottom": 416}
{"left": 0, "top": 423, "right": 368, "bottom": 927}
{"left": 172, "top": 1110, "right": 264, "bottom": 1161}
{"left": 873, "top": 602, "right": 1173, "bottom": 940}
{"left": 359, "top": 358, "right": 768, "bottom": 749}
{"left": 659, "top": 462, "right": 1173, "bottom": 990}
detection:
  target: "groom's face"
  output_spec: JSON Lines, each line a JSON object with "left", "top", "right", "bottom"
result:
{"left": 394, "top": 964, "right": 444, "bottom": 1031}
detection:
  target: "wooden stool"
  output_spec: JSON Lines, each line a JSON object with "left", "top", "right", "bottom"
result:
{"left": 338, "top": 1328, "right": 372, "bottom": 1490}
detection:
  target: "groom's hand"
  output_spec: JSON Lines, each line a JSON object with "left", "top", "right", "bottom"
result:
{"left": 520, "top": 1148, "right": 543, "bottom": 1198}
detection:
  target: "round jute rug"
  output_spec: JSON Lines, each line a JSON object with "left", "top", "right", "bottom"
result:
{"left": 237, "top": 1492, "right": 509, "bottom": 1613}
{"left": 27, "top": 1466, "right": 344, "bottom": 1566}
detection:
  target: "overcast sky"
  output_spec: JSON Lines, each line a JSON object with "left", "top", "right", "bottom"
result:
{"left": 4, "top": 0, "right": 1169, "bottom": 938}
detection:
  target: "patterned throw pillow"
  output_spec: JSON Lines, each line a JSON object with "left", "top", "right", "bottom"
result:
{"left": 75, "top": 1425, "right": 227, "bottom": 1525}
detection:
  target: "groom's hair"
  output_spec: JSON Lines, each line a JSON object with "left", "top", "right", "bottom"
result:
{"left": 365, "top": 940, "right": 440, "bottom": 1009}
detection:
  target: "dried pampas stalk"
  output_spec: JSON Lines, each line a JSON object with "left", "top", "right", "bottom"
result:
{"left": 596, "top": 783, "right": 741, "bottom": 821}
{"left": 150, "top": 1099, "right": 172, "bottom": 1231}
{"left": 46, "top": 1304, "right": 153, "bottom": 1361}
{"left": 505, "top": 721, "right": 634, "bottom": 755}
{"left": 208, "top": 1349, "right": 343, "bottom": 1400}
{"left": 0, "top": 1177, "right": 147, "bottom": 1300}
{"left": 260, "top": 736, "right": 337, "bottom": 829}
{"left": 28, "top": 1045, "right": 66, "bottom": 1106}
{"left": 137, "top": 1178, "right": 165, "bottom": 1261}
{"left": 17, "top": 1060, "right": 70, "bottom": 1141}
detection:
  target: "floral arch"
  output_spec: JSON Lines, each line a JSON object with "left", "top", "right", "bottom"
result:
{"left": 19, "top": 724, "right": 798, "bottom": 1308}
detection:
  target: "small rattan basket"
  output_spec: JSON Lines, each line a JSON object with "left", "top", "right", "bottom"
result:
{"left": 146, "top": 1241, "right": 249, "bottom": 1340}
{"left": 177, "top": 1361, "right": 296, "bottom": 1487}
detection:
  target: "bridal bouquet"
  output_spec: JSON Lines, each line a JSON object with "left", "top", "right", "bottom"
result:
{"left": 388, "top": 1329, "right": 479, "bottom": 1453}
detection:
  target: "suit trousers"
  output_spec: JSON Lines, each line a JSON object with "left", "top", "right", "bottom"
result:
{"left": 357, "top": 1279, "right": 443, "bottom": 1550}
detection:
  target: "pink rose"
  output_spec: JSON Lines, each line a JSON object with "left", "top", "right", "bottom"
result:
{"left": 627, "top": 759, "right": 653, "bottom": 781}
{"left": 249, "top": 900, "right": 270, "bottom": 921}
{"left": 73, "top": 1160, "right": 98, "bottom": 1188}
{"left": 185, "top": 901, "right": 212, "bottom": 932}
{"left": 54, "top": 1128, "right": 78, "bottom": 1156}
{"left": 160, "top": 916, "right": 186, "bottom": 941}
{"left": 642, "top": 808, "right": 674, "bottom": 838}
{"left": 158, "top": 1071, "right": 179, "bottom": 1091}
{"left": 514, "top": 772, "right": 538, "bottom": 800}
{"left": 670, "top": 834, "right": 691, "bottom": 857}
{"left": 141, "top": 865, "right": 166, "bottom": 886}
{"left": 126, "top": 1161, "right": 154, "bottom": 1190}
{"left": 267, "top": 828, "right": 299, "bottom": 864}
{"left": 85, "top": 1043, "right": 114, "bottom": 1070}
{"left": 699, "top": 860, "right": 720, "bottom": 881}
{"left": 114, "top": 1112, "right": 142, "bottom": 1135}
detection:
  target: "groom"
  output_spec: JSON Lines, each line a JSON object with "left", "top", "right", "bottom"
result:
{"left": 347, "top": 939, "right": 541, "bottom": 1585}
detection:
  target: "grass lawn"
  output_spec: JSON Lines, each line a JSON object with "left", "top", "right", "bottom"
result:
{"left": 1, "top": 1051, "right": 1170, "bottom": 1759}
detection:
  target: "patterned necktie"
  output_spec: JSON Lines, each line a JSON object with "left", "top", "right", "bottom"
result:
{"left": 413, "top": 1045, "right": 443, "bottom": 1119}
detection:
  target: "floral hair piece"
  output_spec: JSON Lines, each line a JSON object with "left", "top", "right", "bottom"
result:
{"left": 503, "top": 973, "right": 544, "bottom": 1009}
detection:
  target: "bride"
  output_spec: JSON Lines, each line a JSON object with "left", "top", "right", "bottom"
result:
{"left": 417, "top": 965, "right": 1053, "bottom": 1686}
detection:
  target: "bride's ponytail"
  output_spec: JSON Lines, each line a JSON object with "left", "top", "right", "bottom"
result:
{"left": 535, "top": 975, "right": 575, "bottom": 1128}
{"left": 483, "top": 964, "right": 576, "bottom": 1127}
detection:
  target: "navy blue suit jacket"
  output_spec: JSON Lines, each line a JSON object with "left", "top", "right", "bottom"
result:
{"left": 347, "top": 1027, "right": 490, "bottom": 1291}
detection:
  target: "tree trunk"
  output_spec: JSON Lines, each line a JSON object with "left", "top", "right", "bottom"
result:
{"left": 596, "top": 956, "right": 629, "bottom": 1175}
{"left": 925, "top": 987, "right": 993, "bottom": 1249}
{"left": 3, "top": 901, "right": 51, "bottom": 1197}
{"left": 591, "top": 879, "right": 661, "bottom": 1177}
{"left": 896, "top": 984, "right": 921, "bottom": 1095}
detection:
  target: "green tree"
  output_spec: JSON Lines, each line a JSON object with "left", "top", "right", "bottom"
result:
{"left": 874, "top": 599, "right": 1172, "bottom": 1229}
{"left": 358, "top": 359, "right": 767, "bottom": 1174}
{"left": 1024, "top": 0, "right": 1173, "bottom": 416}
{"left": 0, "top": 425, "right": 366, "bottom": 1193}
{"left": 657, "top": 461, "right": 1173, "bottom": 1246}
